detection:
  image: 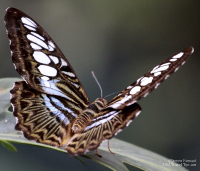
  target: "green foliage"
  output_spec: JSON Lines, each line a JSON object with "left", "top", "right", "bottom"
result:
{"left": 0, "top": 140, "right": 17, "bottom": 152}
{"left": 0, "top": 78, "right": 187, "bottom": 171}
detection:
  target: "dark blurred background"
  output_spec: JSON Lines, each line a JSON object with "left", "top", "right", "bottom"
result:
{"left": 0, "top": 1, "right": 199, "bottom": 171}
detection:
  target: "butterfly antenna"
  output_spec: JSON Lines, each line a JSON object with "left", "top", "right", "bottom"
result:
{"left": 104, "top": 91, "right": 121, "bottom": 99}
{"left": 92, "top": 71, "right": 103, "bottom": 98}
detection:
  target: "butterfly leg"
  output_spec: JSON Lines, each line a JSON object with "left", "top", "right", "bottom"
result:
{"left": 95, "top": 149, "right": 102, "bottom": 158}
{"left": 108, "top": 140, "right": 115, "bottom": 154}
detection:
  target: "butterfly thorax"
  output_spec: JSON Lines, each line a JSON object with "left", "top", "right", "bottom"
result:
{"left": 72, "top": 98, "right": 107, "bottom": 133}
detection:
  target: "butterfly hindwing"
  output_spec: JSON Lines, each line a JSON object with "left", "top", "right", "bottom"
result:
{"left": 65, "top": 103, "right": 141, "bottom": 155}
{"left": 10, "top": 81, "right": 79, "bottom": 146}
{"left": 107, "top": 47, "right": 194, "bottom": 109}
{"left": 5, "top": 7, "right": 89, "bottom": 108}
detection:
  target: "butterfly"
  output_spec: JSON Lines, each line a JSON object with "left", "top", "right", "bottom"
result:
{"left": 5, "top": 7, "right": 194, "bottom": 156}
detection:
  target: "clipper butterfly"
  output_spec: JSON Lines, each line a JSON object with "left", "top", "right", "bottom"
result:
{"left": 5, "top": 7, "right": 194, "bottom": 156}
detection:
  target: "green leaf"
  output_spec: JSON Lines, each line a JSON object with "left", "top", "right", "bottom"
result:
{"left": 0, "top": 140, "right": 17, "bottom": 152}
{"left": 0, "top": 78, "right": 188, "bottom": 171}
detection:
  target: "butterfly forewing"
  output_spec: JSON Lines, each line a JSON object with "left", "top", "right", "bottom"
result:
{"left": 107, "top": 47, "right": 194, "bottom": 109}
{"left": 5, "top": 7, "right": 89, "bottom": 108}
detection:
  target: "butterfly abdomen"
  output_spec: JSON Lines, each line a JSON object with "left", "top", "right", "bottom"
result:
{"left": 71, "top": 111, "right": 92, "bottom": 133}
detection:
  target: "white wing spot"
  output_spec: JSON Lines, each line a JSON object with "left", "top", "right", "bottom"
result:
{"left": 49, "top": 55, "right": 59, "bottom": 64}
{"left": 118, "top": 95, "right": 132, "bottom": 104}
{"left": 160, "top": 62, "right": 171, "bottom": 67}
{"left": 62, "top": 71, "right": 75, "bottom": 77}
{"left": 21, "top": 17, "right": 37, "bottom": 27}
{"left": 130, "top": 86, "right": 141, "bottom": 95}
{"left": 38, "top": 65, "right": 57, "bottom": 77}
{"left": 127, "top": 86, "right": 132, "bottom": 89}
{"left": 115, "top": 129, "right": 122, "bottom": 136}
{"left": 24, "top": 25, "right": 36, "bottom": 31}
{"left": 136, "top": 76, "right": 144, "bottom": 84}
{"left": 33, "top": 51, "right": 51, "bottom": 64}
{"left": 41, "top": 76, "right": 50, "bottom": 87}
{"left": 127, "top": 100, "right": 136, "bottom": 106}
{"left": 13, "top": 63, "right": 16, "bottom": 69}
{"left": 30, "top": 43, "right": 42, "bottom": 50}
{"left": 136, "top": 111, "right": 141, "bottom": 117}
{"left": 154, "top": 72, "right": 161, "bottom": 77}
{"left": 151, "top": 64, "right": 169, "bottom": 74}
{"left": 48, "top": 41, "right": 55, "bottom": 48}
{"left": 48, "top": 45, "right": 54, "bottom": 51}
{"left": 172, "top": 52, "right": 184, "bottom": 59}
{"left": 60, "top": 59, "right": 68, "bottom": 67}
{"left": 140, "top": 77, "right": 153, "bottom": 86}
{"left": 174, "top": 67, "right": 179, "bottom": 72}
{"left": 109, "top": 103, "right": 121, "bottom": 109}
{"left": 165, "top": 75, "right": 170, "bottom": 80}
{"left": 41, "top": 76, "right": 49, "bottom": 81}
{"left": 48, "top": 41, "right": 55, "bottom": 51}
{"left": 27, "top": 34, "right": 48, "bottom": 49}
{"left": 151, "top": 65, "right": 159, "bottom": 72}
{"left": 5, "top": 28, "right": 8, "bottom": 34}
{"left": 182, "top": 61, "right": 186, "bottom": 65}
{"left": 155, "top": 83, "right": 160, "bottom": 89}
{"left": 170, "top": 58, "right": 177, "bottom": 62}
{"left": 31, "top": 32, "right": 45, "bottom": 40}
{"left": 70, "top": 81, "right": 80, "bottom": 88}
{"left": 126, "top": 120, "right": 132, "bottom": 127}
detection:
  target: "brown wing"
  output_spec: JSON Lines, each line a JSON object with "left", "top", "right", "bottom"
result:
{"left": 65, "top": 103, "right": 141, "bottom": 155}
{"left": 5, "top": 7, "right": 89, "bottom": 109}
{"left": 10, "top": 81, "right": 82, "bottom": 146}
{"left": 107, "top": 47, "right": 194, "bottom": 109}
